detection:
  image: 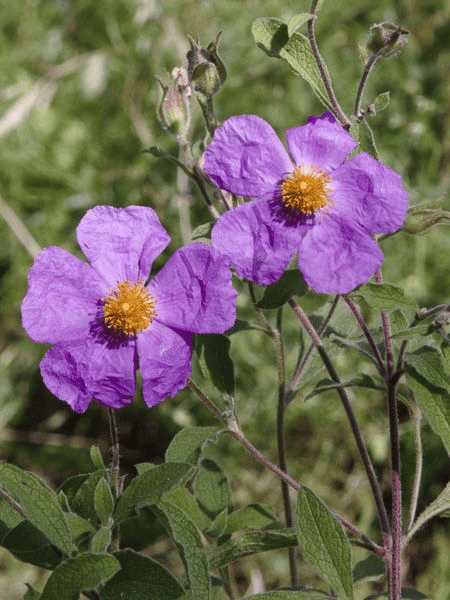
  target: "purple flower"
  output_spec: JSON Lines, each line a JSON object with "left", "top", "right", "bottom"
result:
{"left": 22, "top": 206, "right": 237, "bottom": 413}
{"left": 203, "top": 112, "right": 408, "bottom": 294}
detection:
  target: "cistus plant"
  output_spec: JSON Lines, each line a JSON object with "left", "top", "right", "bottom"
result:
{"left": 1, "top": 1, "right": 449, "bottom": 600}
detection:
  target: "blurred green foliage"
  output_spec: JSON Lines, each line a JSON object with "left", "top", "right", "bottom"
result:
{"left": 0, "top": 0, "right": 449, "bottom": 597}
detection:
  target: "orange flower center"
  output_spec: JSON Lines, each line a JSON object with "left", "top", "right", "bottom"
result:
{"left": 102, "top": 279, "right": 157, "bottom": 336}
{"left": 280, "top": 164, "right": 332, "bottom": 214}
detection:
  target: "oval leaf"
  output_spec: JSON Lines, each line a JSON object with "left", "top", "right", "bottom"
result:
{"left": 194, "top": 334, "right": 235, "bottom": 394}
{"left": 114, "top": 462, "right": 192, "bottom": 523}
{"left": 165, "top": 426, "right": 221, "bottom": 466}
{"left": 40, "top": 553, "right": 120, "bottom": 600}
{"left": 295, "top": 486, "right": 353, "bottom": 599}
{"left": 256, "top": 270, "right": 308, "bottom": 309}
{"left": 94, "top": 478, "right": 114, "bottom": 525}
{"left": 0, "top": 462, "right": 74, "bottom": 554}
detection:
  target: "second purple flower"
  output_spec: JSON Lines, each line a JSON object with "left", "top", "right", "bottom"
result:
{"left": 203, "top": 112, "right": 408, "bottom": 294}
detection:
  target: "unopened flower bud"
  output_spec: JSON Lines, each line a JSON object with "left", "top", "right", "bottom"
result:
{"left": 187, "top": 32, "right": 226, "bottom": 99}
{"left": 156, "top": 68, "right": 191, "bottom": 138}
{"left": 367, "top": 22, "right": 409, "bottom": 58}
{"left": 403, "top": 196, "right": 450, "bottom": 234}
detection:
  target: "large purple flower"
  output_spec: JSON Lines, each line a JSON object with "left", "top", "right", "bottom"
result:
{"left": 22, "top": 206, "right": 237, "bottom": 413}
{"left": 203, "top": 112, "right": 408, "bottom": 294}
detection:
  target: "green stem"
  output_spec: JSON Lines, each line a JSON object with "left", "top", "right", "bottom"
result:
{"left": 354, "top": 54, "right": 379, "bottom": 117}
{"left": 107, "top": 408, "right": 120, "bottom": 552}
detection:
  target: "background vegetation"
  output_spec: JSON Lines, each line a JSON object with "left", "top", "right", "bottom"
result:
{"left": 0, "top": 0, "right": 449, "bottom": 597}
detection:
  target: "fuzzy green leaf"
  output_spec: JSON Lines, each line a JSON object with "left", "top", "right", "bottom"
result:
{"left": 287, "top": 13, "right": 312, "bottom": 37}
{"left": 165, "top": 426, "right": 221, "bottom": 466}
{"left": 193, "top": 458, "right": 233, "bottom": 520}
{"left": 94, "top": 478, "right": 114, "bottom": 525}
{"left": 352, "top": 554, "right": 385, "bottom": 583}
{"left": 304, "top": 374, "right": 384, "bottom": 401}
{"left": 296, "top": 486, "right": 353, "bottom": 599}
{"left": 90, "top": 446, "right": 106, "bottom": 470}
{"left": 406, "top": 346, "right": 450, "bottom": 390}
{"left": 158, "top": 499, "right": 211, "bottom": 600}
{"left": 40, "top": 553, "right": 120, "bottom": 600}
{"left": 0, "top": 462, "right": 75, "bottom": 554}
{"left": 406, "top": 481, "right": 450, "bottom": 541}
{"left": 349, "top": 118, "right": 379, "bottom": 159}
{"left": 100, "top": 548, "right": 184, "bottom": 600}
{"left": 71, "top": 470, "right": 108, "bottom": 524}
{"left": 114, "top": 462, "right": 192, "bottom": 523}
{"left": 251, "top": 18, "right": 333, "bottom": 111}
{"left": 194, "top": 334, "right": 235, "bottom": 394}
{"left": 2, "top": 520, "right": 61, "bottom": 570}
{"left": 91, "top": 525, "right": 112, "bottom": 553}
{"left": 243, "top": 592, "right": 329, "bottom": 599}
{"left": 224, "top": 503, "right": 279, "bottom": 534}
{"left": 406, "top": 367, "right": 450, "bottom": 456}
{"left": 351, "top": 283, "right": 417, "bottom": 313}
{"left": 23, "top": 584, "right": 41, "bottom": 599}
{"left": 256, "top": 270, "right": 308, "bottom": 309}
{"left": 373, "top": 91, "right": 390, "bottom": 112}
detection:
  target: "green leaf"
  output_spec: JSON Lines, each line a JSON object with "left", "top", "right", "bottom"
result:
{"left": 191, "top": 222, "right": 214, "bottom": 241}
{"left": 114, "top": 462, "right": 192, "bottom": 523}
{"left": 58, "top": 474, "right": 90, "bottom": 505}
{"left": 208, "top": 528, "right": 297, "bottom": 569}
{"left": 389, "top": 324, "right": 433, "bottom": 340}
{"left": 193, "top": 458, "right": 233, "bottom": 520}
{"left": 194, "top": 334, "right": 235, "bottom": 394}
{"left": 351, "top": 283, "right": 417, "bottom": 313}
{"left": 158, "top": 499, "right": 211, "bottom": 600}
{"left": 295, "top": 486, "right": 353, "bottom": 599}
{"left": 23, "top": 584, "right": 41, "bottom": 600}
{"left": 65, "top": 512, "right": 96, "bottom": 541}
{"left": 406, "top": 367, "right": 450, "bottom": 456}
{"left": 0, "top": 462, "right": 75, "bottom": 554}
{"left": 90, "top": 445, "right": 106, "bottom": 470}
{"left": 2, "top": 521, "right": 61, "bottom": 569}
{"left": 242, "top": 591, "right": 329, "bottom": 599}
{"left": 352, "top": 554, "right": 385, "bottom": 583}
{"left": 71, "top": 470, "right": 108, "bottom": 523}
{"left": 163, "top": 487, "right": 211, "bottom": 532}
{"left": 206, "top": 507, "right": 228, "bottom": 538}
{"left": 373, "top": 91, "right": 390, "bottom": 112}
{"left": 100, "top": 548, "right": 184, "bottom": 600}
{"left": 0, "top": 497, "right": 24, "bottom": 529}
{"left": 304, "top": 374, "right": 384, "bottom": 401}
{"left": 256, "top": 270, "right": 308, "bottom": 309}
{"left": 251, "top": 18, "right": 333, "bottom": 112}
{"left": 406, "top": 481, "right": 450, "bottom": 541}
{"left": 348, "top": 118, "right": 379, "bottom": 159}
{"left": 165, "top": 426, "right": 221, "bottom": 466}
{"left": 364, "top": 589, "right": 431, "bottom": 600}
{"left": 94, "top": 478, "right": 115, "bottom": 524}
{"left": 287, "top": 13, "right": 312, "bottom": 37}
{"left": 406, "top": 346, "right": 450, "bottom": 390}
{"left": 224, "top": 503, "right": 279, "bottom": 534}
{"left": 144, "top": 146, "right": 192, "bottom": 177}
{"left": 40, "top": 553, "right": 120, "bottom": 600}
{"left": 91, "top": 525, "right": 112, "bottom": 553}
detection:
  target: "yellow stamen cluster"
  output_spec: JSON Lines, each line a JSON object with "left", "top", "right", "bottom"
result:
{"left": 102, "top": 279, "right": 157, "bottom": 336}
{"left": 280, "top": 164, "right": 332, "bottom": 214}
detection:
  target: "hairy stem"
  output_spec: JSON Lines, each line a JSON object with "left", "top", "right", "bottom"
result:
{"left": 274, "top": 308, "right": 299, "bottom": 586}
{"left": 285, "top": 295, "right": 339, "bottom": 406}
{"left": 354, "top": 54, "right": 379, "bottom": 117}
{"left": 288, "top": 298, "right": 391, "bottom": 543}
{"left": 107, "top": 408, "right": 120, "bottom": 552}
{"left": 406, "top": 402, "right": 423, "bottom": 533}
{"left": 308, "top": 0, "right": 350, "bottom": 129}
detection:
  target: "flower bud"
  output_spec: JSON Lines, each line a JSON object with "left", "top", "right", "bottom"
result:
{"left": 156, "top": 68, "right": 191, "bottom": 138}
{"left": 367, "top": 22, "right": 409, "bottom": 58}
{"left": 403, "top": 196, "right": 450, "bottom": 234}
{"left": 187, "top": 32, "right": 227, "bottom": 99}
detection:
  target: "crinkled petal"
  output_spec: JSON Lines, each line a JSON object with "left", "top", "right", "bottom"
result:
{"left": 211, "top": 200, "right": 301, "bottom": 286}
{"left": 76, "top": 205, "right": 170, "bottom": 286}
{"left": 149, "top": 243, "right": 237, "bottom": 334}
{"left": 40, "top": 337, "right": 136, "bottom": 413}
{"left": 331, "top": 152, "right": 409, "bottom": 233}
{"left": 137, "top": 321, "right": 192, "bottom": 408}
{"left": 22, "top": 247, "right": 104, "bottom": 344}
{"left": 203, "top": 115, "right": 292, "bottom": 197}
{"left": 297, "top": 216, "right": 383, "bottom": 294}
{"left": 286, "top": 112, "right": 358, "bottom": 172}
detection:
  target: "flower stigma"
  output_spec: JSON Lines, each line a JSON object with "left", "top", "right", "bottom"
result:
{"left": 280, "top": 164, "right": 332, "bottom": 214}
{"left": 102, "top": 279, "right": 158, "bottom": 336}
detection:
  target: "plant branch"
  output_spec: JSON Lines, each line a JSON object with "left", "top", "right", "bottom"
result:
{"left": 288, "top": 297, "right": 391, "bottom": 543}
{"left": 308, "top": 0, "right": 350, "bottom": 129}
{"left": 406, "top": 402, "right": 423, "bottom": 533}
{"left": 354, "top": 54, "right": 379, "bottom": 117}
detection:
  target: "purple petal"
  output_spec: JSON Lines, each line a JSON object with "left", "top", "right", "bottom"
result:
{"left": 76, "top": 205, "right": 170, "bottom": 286}
{"left": 297, "top": 215, "right": 383, "bottom": 294}
{"left": 22, "top": 247, "right": 105, "bottom": 345}
{"left": 286, "top": 112, "right": 358, "bottom": 172}
{"left": 137, "top": 321, "right": 192, "bottom": 408}
{"left": 332, "top": 152, "right": 409, "bottom": 233}
{"left": 40, "top": 338, "right": 136, "bottom": 413}
{"left": 211, "top": 200, "right": 300, "bottom": 286}
{"left": 149, "top": 243, "right": 237, "bottom": 334}
{"left": 203, "top": 115, "right": 292, "bottom": 197}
